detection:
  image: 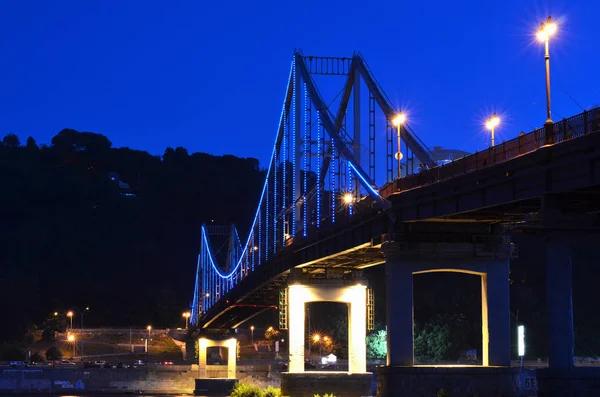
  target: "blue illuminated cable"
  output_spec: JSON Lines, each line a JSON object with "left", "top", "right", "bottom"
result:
{"left": 273, "top": 152, "right": 277, "bottom": 253}
{"left": 266, "top": 179, "right": 269, "bottom": 261}
{"left": 348, "top": 161, "right": 353, "bottom": 216}
{"left": 348, "top": 161, "right": 380, "bottom": 197}
{"left": 282, "top": 111, "right": 287, "bottom": 247}
{"left": 316, "top": 110, "right": 321, "bottom": 228}
{"left": 331, "top": 137, "right": 336, "bottom": 223}
{"left": 200, "top": 59, "right": 294, "bottom": 279}
{"left": 303, "top": 83, "right": 307, "bottom": 237}
{"left": 292, "top": 58, "right": 297, "bottom": 238}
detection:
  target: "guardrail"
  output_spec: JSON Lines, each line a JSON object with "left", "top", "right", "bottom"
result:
{"left": 380, "top": 107, "right": 600, "bottom": 198}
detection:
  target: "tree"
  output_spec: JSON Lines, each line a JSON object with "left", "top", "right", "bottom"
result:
{"left": 366, "top": 329, "right": 387, "bottom": 359}
{"left": 264, "top": 327, "right": 280, "bottom": 341}
{"left": 2, "top": 133, "right": 20, "bottom": 148}
{"left": 414, "top": 316, "right": 452, "bottom": 362}
{"left": 45, "top": 346, "right": 62, "bottom": 361}
{"left": 30, "top": 352, "right": 44, "bottom": 363}
{"left": 26, "top": 136, "right": 38, "bottom": 150}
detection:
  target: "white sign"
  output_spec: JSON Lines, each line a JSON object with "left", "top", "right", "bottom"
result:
{"left": 518, "top": 325, "right": 525, "bottom": 357}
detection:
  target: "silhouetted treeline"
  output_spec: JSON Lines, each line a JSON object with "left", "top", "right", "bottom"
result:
{"left": 0, "top": 129, "right": 264, "bottom": 342}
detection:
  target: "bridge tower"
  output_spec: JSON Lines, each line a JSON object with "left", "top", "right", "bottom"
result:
{"left": 191, "top": 50, "right": 436, "bottom": 330}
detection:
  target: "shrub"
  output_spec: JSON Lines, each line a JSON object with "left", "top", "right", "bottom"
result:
{"left": 314, "top": 394, "right": 336, "bottom": 397}
{"left": 263, "top": 386, "right": 281, "bottom": 397}
{"left": 45, "top": 346, "right": 62, "bottom": 361}
{"left": 230, "top": 382, "right": 263, "bottom": 397}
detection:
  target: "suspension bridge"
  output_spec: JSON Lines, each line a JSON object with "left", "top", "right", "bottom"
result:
{"left": 189, "top": 50, "right": 600, "bottom": 395}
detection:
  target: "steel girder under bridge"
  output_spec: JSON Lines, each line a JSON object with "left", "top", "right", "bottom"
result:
{"left": 190, "top": 51, "right": 435, "bottom": 327}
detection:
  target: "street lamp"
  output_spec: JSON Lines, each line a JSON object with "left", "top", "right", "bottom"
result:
{"left": 250, "top": 326, "right": 254, "bottom": 345}
{"left": 146, "top": 325, "right": 152, "bottom": 356}
{"left": 485, "top": 113, "right": 500, "bottom": 147}
{"left": 313, "top": 334, "right": 321, "bottom": 356}
{"left": 182, "top": 312, "right": 191, "bottom": 329}
{"left": 67, "top": 311, "right": 74, "bottom": 330}
{"left": 67, "top": 333, "right": 76, "bottom": 357}
{"left": 536, "top": 16, "right": 558, "bottom": 124}
{"left": 392, "top": 113, "right": 407, "bottom": 179}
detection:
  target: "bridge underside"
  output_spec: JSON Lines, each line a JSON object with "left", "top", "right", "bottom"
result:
{"left": 201, "top": 245, "right": 384, "bottom": 329}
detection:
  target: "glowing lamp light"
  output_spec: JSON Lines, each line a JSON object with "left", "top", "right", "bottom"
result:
{"left": 67, "top": 334, "right": 75, "bottom": 342}
{"left": 147, "top": 325, "right": 152, "bottom": 331}
{"left": 392, "top": 113, "right": 406, "bottom": 127}
{"left": 67, "top": 311, "right": 73, "bottom": 318}
{"left": 313, "top": 334, "right": 320, "bottom": 342}
{"left": 485, "top": 114, "right": 500, "bottom": 130}
{"left": 537, "top": 17, "right": 557, "bottom": 42}
{"left": 518, "top": 325, "right": 525, "bottom": 357}
{"left": 343, "top": 192, "right": 354, "bottom": 205}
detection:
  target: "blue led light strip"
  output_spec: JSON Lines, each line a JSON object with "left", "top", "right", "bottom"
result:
{"left": 199, "top": 59, "right": 294, "bottom": 281}
{"left": 316, "top": 110, "right": 321, "bottom": 229}
{"left": 348, "top": 161, "right": 380, "bottom": 197}
{"left": 292, "top": 59, "right": 297, "bottom": 238}
{"left": 259, "top": 209, "right": 262, "bottom": 265}
{"left": 282, "top": 111, "right": 287, "bottom": 247}
{"left": 273, "top": 152, "right": 278, "bottom": 253}
{"left": 266, "top": 179, "right": 269, "bottom": 261}
{"left": 303, "top": 83, "right": 308, "bottom": 237}
{"left": 348, "top": 161, "right": 353, "bottom": 216}
{"left": 331, "top": 136, "right": 336, "bottom": 223}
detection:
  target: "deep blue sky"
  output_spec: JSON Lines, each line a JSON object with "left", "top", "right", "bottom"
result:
{"left": 1, "top": 0, "right": 598, "bottom": 168}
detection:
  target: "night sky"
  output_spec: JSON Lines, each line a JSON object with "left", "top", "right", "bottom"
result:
{"left": 1, "top": 0, "right": 598, "bottom": 169}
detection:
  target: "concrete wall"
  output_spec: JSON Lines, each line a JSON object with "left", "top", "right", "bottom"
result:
{"left": 377, "top": 366, "right": 520, "bottom": 397}
{"left": 0, "top": 367, "right": 195, "bottom": 394}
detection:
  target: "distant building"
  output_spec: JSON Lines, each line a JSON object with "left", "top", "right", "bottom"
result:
{"left": 411, "top": 146, "right": 471, "bottom": 174}
{"left": 430, "top": 146, "right": 471, "bottom": 165}
{"left": 108, "top": 172, "right": 136, "bottom": 198}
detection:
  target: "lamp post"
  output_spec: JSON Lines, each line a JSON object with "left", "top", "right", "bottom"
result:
{"left": 182, "top": 312, "right": 191, "bottom": 329}
{"left": 250, "top": 325, "right": 254, "bottom": 345}
{"left": 486, "top": 113, "right": 500, "bottom": 147}
{"left": 392, "top": 113, "right": 406, "bottom": 179}
{"left": 79, "top": 307, "right": 89, "bottom": 360}
{"left": 67, "top": 311, "right": 74, "bottom": 330}
{"left": 146, "top": 325, "right": 151, "bottom": 356}
{"left": 537, "top": 16, "right": 557, "bottom": 124}
{"left": 80, "top": 307, "right": 89, "bottom": 330}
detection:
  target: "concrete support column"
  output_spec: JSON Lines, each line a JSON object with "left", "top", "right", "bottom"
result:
{"left": 484, "top": 260, "right": 511, "bottom": 366}
{"left": 348, "top": 286, "right": 367, "bottom": 373}
{"left": 385, "top": 258, "right": 413, "bottom": 366}
{"left": 288, "top": 285, "right": 306, "bottom": 373}
{"left": 227, "top": 341, "right": 237, "bottom": 379}
{"left": 198, "top": 341, "right": 207, "bottom": 378}
{"left": 545, "top": 237, "right": 574, "bottom": 370}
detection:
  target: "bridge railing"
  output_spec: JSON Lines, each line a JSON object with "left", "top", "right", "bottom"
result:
{"left": 380, "top": 108, "right": 600, "bottom": 198}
